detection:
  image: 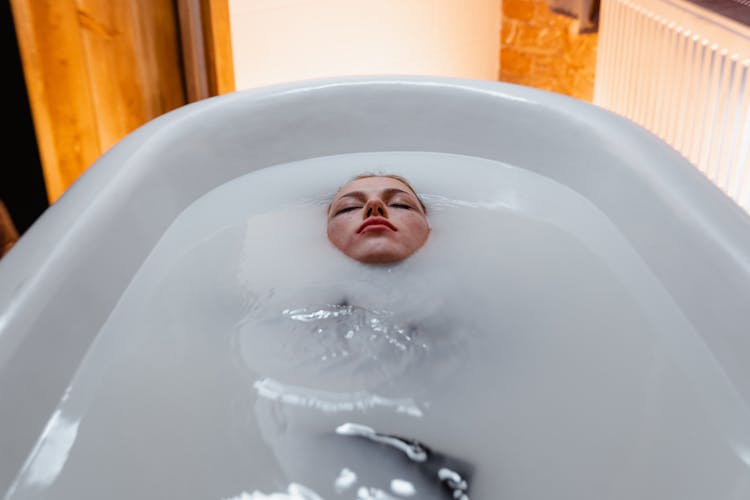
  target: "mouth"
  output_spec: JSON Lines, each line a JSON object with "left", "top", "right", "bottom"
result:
{"left": 357, "top": 217, "right": 397, "bottom": 233}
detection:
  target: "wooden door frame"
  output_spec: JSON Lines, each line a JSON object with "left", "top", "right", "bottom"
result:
{"left": 176, "top": 0, "right": 235, "bottom": 102}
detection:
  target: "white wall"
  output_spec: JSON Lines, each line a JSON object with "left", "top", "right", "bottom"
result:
{"left": 228, "top": 0, "right": 502, "bottom": 90}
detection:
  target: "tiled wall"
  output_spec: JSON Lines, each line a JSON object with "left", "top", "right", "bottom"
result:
{"left": 501, "top": 0, "right": 598, "bottom": 101}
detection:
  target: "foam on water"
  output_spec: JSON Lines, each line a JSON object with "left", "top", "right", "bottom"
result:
{"left": 6, "top": 152, "right": 750, "bottom": 500}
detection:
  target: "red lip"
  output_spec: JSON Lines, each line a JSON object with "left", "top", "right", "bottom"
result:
{"left": 357, "top": 217, "right": 397, "bottom": 233}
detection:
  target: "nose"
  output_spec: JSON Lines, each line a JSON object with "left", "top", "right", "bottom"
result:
{"left": 364, "top": 198, "right": 388, "bottom": 218}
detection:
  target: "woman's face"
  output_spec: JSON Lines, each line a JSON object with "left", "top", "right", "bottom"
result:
{"left": 327, "top": 176, "right": 430, "bottom": 264}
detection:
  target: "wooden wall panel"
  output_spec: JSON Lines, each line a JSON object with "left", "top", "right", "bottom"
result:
{"left": 10, "top": 0, "right": 100, "bottom": 202}
{"left": 11, "top": 0, "right": 186, "bottom": 202}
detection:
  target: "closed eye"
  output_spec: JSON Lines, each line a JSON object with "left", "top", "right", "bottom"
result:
{"left": 390, "top": 203, "right": 412, "bottom": 210}
{"left": 335, "top": 206, "right": 360, "bottom": 215}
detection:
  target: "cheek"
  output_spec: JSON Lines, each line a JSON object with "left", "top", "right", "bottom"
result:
{"left": 400, "top": 217, "right": 430, "bottom": 247}
{"left": 414, "top": 224, "right": 431, "bottom": 247}
{"left": 327, "top": 218, "right": 353, "bottom": 248}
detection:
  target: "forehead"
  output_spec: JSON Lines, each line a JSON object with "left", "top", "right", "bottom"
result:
{"left": 333, "top": 176, "right": 416, "bottom": 199}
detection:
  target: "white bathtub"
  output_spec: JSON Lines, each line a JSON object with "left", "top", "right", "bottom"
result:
{"left": 1, "top": 76, "right": 749, "bottom": 499}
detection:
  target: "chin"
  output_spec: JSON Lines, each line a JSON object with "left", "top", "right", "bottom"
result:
{"left": 354, "top": 249, "right": 409, "bottom": 265}
{"left": 357, "top": 254, "right": 402, "bottom": 265}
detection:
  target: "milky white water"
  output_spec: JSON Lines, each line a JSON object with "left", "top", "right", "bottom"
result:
{"left": 6, "top": 152, "right": 750, "bottom": 500}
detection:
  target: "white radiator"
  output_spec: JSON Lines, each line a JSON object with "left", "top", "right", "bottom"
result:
{"left": 594, "top": 0, "right": 750, "bottom": 213}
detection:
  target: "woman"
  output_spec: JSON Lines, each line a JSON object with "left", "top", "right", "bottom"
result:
{"left": 327, "top": 174, "right": 431, "bottom": 264}
{"left": 318, "top": 174, "right": 473, "bottom": 498}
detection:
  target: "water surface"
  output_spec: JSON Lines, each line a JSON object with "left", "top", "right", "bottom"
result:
{"left": 6, "top": 152, "right": 750, "bottom": 500}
